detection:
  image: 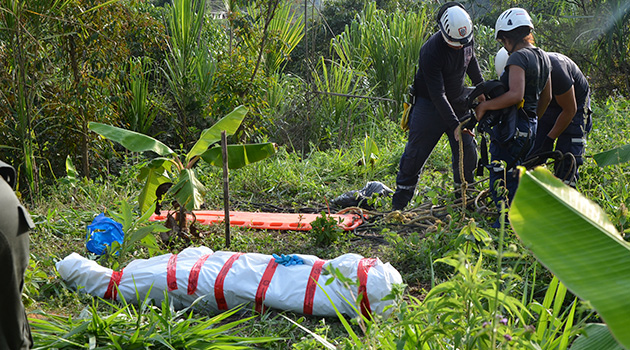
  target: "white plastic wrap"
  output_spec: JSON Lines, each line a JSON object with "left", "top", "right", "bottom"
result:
{"left": 56, "top": 247, "right": 403, "bottom": 317}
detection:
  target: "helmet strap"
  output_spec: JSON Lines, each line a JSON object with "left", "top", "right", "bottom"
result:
{"left": 508, "top": 41, "right": 517, "bottom": 54}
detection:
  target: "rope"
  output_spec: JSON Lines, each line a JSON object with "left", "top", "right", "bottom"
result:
{"left": 456, "top": 121, "right": 468, "bottom": 215}
{"left": 475, "top": 188, "right": 495, "bottom": 215}
{"left": 557, "top": 152, "right": 577, "bottom": 183}
{"left": 231, "top": 142, "right": 503, "bottom": 237}
{"left": 232, "top": 184, "right": 495, "bottom": 238}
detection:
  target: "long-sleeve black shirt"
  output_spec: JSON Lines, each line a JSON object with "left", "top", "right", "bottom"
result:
{"left": 413, "top": 31, "right": 484, "bottom": 131}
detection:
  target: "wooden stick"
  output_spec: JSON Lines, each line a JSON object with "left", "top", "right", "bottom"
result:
{"left": 221, "top": 131, "right": 231, "bottom": 248}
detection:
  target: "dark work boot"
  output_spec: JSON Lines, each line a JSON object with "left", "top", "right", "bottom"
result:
{"left": 392, "top": 187, "right": 414, "bottom": 211}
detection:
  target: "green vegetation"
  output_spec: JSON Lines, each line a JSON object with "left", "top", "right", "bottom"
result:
{"left": 2, "top": 0, "right": 630, "bottom": 348}
{"left": 89, "top": 105, "right": 276, "bottom": 213}
{"left": 31, "top": 295, "right": 279, "bottom": 349}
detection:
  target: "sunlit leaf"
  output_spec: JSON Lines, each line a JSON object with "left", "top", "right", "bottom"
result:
{"left": 81, "top": 0, "right": 120, "bottom": 14}
{"left": 65, "top": 155, "right": 78, "bottom": 180}
{"left": 89, "top": 122, "right": 175, "bottom": 156}
{"left": 126, "top": 226, "right": 158, "bottom": 246}
{"left": 245, "top": 2, "right": 305, "bottom": 74}
{"left": 186, "top": 105, "right": 248, "bottom": 162}
{"left": 168, "top": 169, "right": 205, "bottom": 211}
{"left": 509, "top": 167, "right": 630, "bottom": 348}
{"left": 280, "top": 315, "right": 335, "bottom": 349}
{"left": 200, "top": 142, "right": 276, "bottom": 169}
{"left": 137, "top": 159, "right": 172, "bottom": 214}
{"left": 140, "top": 234, "right": 161, "bottom": 256}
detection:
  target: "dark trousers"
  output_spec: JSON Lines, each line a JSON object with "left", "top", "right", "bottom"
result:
{"left": 533, "top": 106, "right": 589, "bottom": 187}
{"left": 489, "top": 115, "right": 537, "bottom": 208}
{"left": 0, "top": 176, "right": 33, "bottom": 350}
{"left": 393, "top": 97, "right": 477, "bottom": 210}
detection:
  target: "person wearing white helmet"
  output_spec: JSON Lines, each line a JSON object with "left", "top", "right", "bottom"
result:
{"left": 474, "top": 7, "right": 551, "bottom": 223}
{"left": 494, "top": 47, "right": 509, "bottom": 78}
{"left": 496, "top": 49, "right": 591, "bottom": 185}
{"left": 392, "top": 1, "right": 484, "bottom": 211}
{"left": 527, "top": 52, "right": 591, "bottom": 187}
{"left": 438, "top": 1, "right": 474, "bottom": 47}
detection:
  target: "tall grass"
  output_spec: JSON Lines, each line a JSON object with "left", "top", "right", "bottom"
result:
{"left": 244, "top": 1, "right": 305, "bottom": 75}
{"left": 31, "top": 291, "right": 279, "bottom": 349}
{"left": 163, "top": 0, "right": 215, "bottom": 145}
{"left": 123, "top": 57, "right": 158, "bottom": 135}
{"left": 311, "top": 57, "right": 371, "bottom": 148}
{"left": 294, "top": 229, "right": 589, "bottom": 349}
{"left": 331, "top": 2, "right": 431, "bottom": 119}
{"left": 0, "top": 0, "right": 42, "bottom": 199}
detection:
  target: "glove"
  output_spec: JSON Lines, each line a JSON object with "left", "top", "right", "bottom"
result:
{"left": 272, "top": 254, "right": 304, "bottom": 266}
{"left": 525, "top": 136, "right": 555, "bottom": 167}
{"left": 538, "top": 136, "right": 555, "bottom": 154}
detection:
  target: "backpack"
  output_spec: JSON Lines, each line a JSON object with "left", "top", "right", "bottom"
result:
{"left": 472, "top": 80, "right": 526, "bottom": 145}
{"left": 466, "top": 80, "right": 532, "bottom": 175}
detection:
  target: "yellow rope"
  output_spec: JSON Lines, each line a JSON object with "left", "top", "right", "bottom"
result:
{"left": 456, "top": 119, "right": 469, "bottom": 216}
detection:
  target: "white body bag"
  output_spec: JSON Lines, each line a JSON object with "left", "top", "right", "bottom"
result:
{"left": 56, "top": 247, "right": 403, "bottom": 317}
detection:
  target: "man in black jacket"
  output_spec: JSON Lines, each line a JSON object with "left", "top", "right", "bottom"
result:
{"left": 392, "top": 2, "right": 484, "bottom": 210}
{"left": 0, "top": 160, "right": 34, "bottom": 349}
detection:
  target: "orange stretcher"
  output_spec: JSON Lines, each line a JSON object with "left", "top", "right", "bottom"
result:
{"left": 149, "top": 210, "right": 363, "bottom": 231}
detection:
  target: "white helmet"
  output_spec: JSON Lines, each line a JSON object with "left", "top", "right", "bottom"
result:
{"left": 438, "top": 3, "right": 473, "bottom": 47}
{"left": 494, "top": 8, "right": 534, "bottom": 40}
{"left": 495, "top": 47, "right": 509, "bottom": 77}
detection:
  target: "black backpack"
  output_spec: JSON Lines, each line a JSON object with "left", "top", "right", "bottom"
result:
{"left": 466, "top": 80, "right": 526, "bottom": 144}
{"left": 465, "top": 80, "right": 532, "bottom": 175}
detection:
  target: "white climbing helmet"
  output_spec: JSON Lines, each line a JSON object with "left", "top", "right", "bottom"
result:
{"left": 494, "top": 8, "right": 534, "bottom": 40}
{"left": 438, "top": 3, "right": 473, "bottom": 47}
{"left": 495, "top": 47, "right": 509, "bottom": 77}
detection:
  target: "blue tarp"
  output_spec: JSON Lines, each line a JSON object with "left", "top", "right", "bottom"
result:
{"left": 86, "top": 213, "right": 124, "bottom": 255}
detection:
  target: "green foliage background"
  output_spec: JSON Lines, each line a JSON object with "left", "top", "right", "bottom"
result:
{"left": 2, "top": 0, "right": 630, "bottom": 348}
{"left": 1, "top": 0, "right": 628, "bottom": 194}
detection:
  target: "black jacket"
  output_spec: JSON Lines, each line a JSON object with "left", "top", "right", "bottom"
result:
{"left": 413, "top": 31, "right": 484, "bottom": 131}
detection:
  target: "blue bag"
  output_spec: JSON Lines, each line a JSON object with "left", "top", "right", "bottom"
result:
{"left": 86, "top": 213, "right": 124, "bottom": 255}
{"left": 272, "top": 253, "right": 304, "bottom": 266}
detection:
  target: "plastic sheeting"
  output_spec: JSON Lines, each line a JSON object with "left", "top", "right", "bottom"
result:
{"left": 56, "top": 247, "right": 403, "bottom": 317}
{"left": 86, "top": 213, "right": 124, "bottom": 255}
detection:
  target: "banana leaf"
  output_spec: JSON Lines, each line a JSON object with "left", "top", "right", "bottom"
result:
{"left": 137, "top": 158, "right": 173, "bottom": 213}
{"left": 570, "top": 323, "right": 625, "bottom": 350}
{"left": 168, "top": 169, "right": 205, "bottom": 212}
{"left": 186, "top": 105, "right": 248, "bottom": 163}
{"left": 59, "top": 155, "right": 79, "bottom": 186}
{"left": 592, "top": 144, "right": 630, "bottom": 167}
{"left": 509, "top": 167, "right": 630, "bottom": 349}
{"left": 89, "top": 122, "right": 174, "bottom": 156}
{"left": 200, "top": 143, "right": 276, "bottom": 169}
